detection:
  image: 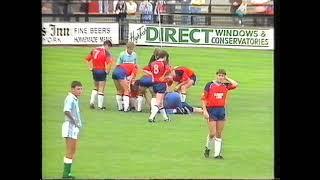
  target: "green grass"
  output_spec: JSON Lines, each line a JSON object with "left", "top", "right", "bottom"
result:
{"left": 42, "top": 46, "right": 274, "bottom": 179}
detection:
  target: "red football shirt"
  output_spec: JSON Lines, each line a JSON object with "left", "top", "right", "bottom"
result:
{"left": 201, "top": 81, "right": 237, "bottom": 107}
{"left": 118, "top": 63, "right": 138, "bottom": 77}
{"left": 86, "top": 46, "right": 112, "bottom": 70}
{"left": 149, "top": 59, "right": 171, "bottom": 83}
{"left": 142, "top": 65, "right": 152, "bottom": 77}
{"left": 173, "top": 67, "right": 196, "bottom": 83}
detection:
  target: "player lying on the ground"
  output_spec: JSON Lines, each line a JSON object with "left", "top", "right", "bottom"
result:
{"left": 164, "top": 92, "right": 203, "bottom": 114}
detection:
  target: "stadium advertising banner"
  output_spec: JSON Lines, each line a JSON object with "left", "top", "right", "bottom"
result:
{"left": 42, "top": 23, "right": 119, "bottom": 45}
{"left": 128, "top": 24, "right": 274, "bottom": 50}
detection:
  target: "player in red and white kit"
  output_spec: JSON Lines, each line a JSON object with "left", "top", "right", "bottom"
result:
{"left": 201, "top": 69, "right": 238, "bottom": 159}
{"left": 145, "top": 50, "right": 173, "bottom": 123}
{"left": 85, "top": 40, "right": 114, "bottom": 110}
{"left": 172, "top": 66, "right": 197, "bottom": 102}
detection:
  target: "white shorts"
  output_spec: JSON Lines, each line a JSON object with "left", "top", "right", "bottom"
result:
{"left": 62, "top": 121, "right": 80, "bottom": 139}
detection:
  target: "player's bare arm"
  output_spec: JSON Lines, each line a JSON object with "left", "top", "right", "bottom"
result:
{"left": 201, "top": 93, "right": 209, "bottom": 119}
{"left": 85, "top": 58, "right": 93, "bottom": 71}
{"left": 225, "top": 76, "right": 238, "bottom": 86}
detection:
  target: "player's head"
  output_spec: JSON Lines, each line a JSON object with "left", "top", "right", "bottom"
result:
{"left": 216, "top": 69, "right": 227, "bottom": 82}
{"left": 148, "top": 48, "right": 160, "bottom": 66}
{"left": 103, "top": 40, "right": 112, "bottom": 49}
{"left": 71, "top": 81, "right": 83, "bottom": 97}
{"left": 126, "top": 42, "right": 135, "bottom": 55}
{"left": 157, "top": 50, "right": 169, "bottom": 62}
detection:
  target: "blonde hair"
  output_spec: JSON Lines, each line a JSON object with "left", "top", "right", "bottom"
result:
{"left": 126, "top": 42, "right": 135, "bottom": 50}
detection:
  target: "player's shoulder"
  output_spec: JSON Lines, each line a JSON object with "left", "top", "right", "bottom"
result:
{"left": 205, "top": 81, "right": 214, "bottom": 86}
{"left": 65, "top": 93, "right": 76, "bottom": 102}
{"left": 204, "top": 81, "right": 214, "bottom": 90}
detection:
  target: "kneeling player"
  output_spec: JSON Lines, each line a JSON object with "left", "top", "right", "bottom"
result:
{"left": 112, "top": 63, "right": 138, "bottom": 112}
{"left": 172, "top": 66, "right": 197, "bottom": 103}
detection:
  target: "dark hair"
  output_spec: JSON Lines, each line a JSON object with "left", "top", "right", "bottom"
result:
{"left": 166, "top": 53, "right": 170, "bottom": 64}
{"left": 157, "top": 50, "right": 169, "bottom": 59}
{"left": 103, "top": 40, "right": 112, "bottom": 47}
{"left": 148, "top": 48, "right": 161, "bottom": 66}
{"left": 216, "top": 69, "right": 227, "bottom": 75}
{"left": 153, "top": 48, "right": 160, "bottom": 56}
{"left": 71, "top": 81, "right": 82, "bottom": 88}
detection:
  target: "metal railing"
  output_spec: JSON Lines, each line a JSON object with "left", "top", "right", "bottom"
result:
{"left": 42, "top": 0, "right": 274, "bottom": 44}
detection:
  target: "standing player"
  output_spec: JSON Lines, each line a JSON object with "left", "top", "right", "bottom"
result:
{"left": 172, "top": 66, "right": 197, "bottom": 103}
{"left": 61, "top": 81, "right": 83, "bottom": 179}
{"left": 112, "top": 63, "right": 139, "bottom": 112}
{"left": 116, "top": 41, "right": 138, "bottom": 65}
{"left": 201, "top": 69, "right": 238, "bottom": 159}
{"left": 134, "top": 48, "right": 160, "bottom": 111}
{"left": 85, "top": 40, "right": 114, "bottom": 110}
{"left": 145, "top": 50, "right": 172, "bottom": 122}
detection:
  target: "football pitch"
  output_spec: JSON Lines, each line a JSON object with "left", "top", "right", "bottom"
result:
{"left": 42, "top": 46, "right": 274, "bottom": 179}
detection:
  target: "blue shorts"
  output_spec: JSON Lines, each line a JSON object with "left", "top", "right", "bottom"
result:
{"left": 190, "top": 75, "right": 197, "bottom": 85}
{"left": 139, "top": 76, "right": 154, "bottom": 87}
{"left": 207, "top": 107, "right": 226, "bottom": 121}
{"left": 112, "top": 67, "right": 127, "bottom": 80}
{"left": 153, "top": 83, "right": 167, "bottom": 94}
{"left": 92, "top": 70, "right": 107, "bottom": 81}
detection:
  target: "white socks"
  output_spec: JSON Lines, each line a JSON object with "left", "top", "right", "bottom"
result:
{"left": 214, "top": 137, "right": 222, "bottom": 157}
{"left": 97, "top": 93, "right": 104, "bottom": 108}
{"left": 180, "top": 93, "right": 186, "bottom": 102}
{"left": 64, "top": 156, "right": 72, "bottom": 164}
{"left": 149, "top": 98, "right": 158, "bottom": 119}
{"left": 159, "top": 108, "right": 168, "bottom": 120}
{"left": 90, "top": 89, "right": 98, "bottom": 105}
{"left": 205, "top": 134, "right": 214, "bottom": 150}
{"left": 137, "top": 95, "right": 144, "bottom": 111}
{"left": 116, "top": 94, "right": 123, "bottom": 110}
{"left": 123, "top": 95, "right": 130, "bottom": 111}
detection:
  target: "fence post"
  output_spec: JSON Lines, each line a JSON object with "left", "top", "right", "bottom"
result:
{"left": 85, "top": 0, "right": 89, "bottom": 22}
{"left": 206, "top": 0, "right": 212, "bottom": 25}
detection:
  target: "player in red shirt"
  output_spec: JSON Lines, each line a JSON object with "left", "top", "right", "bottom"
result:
{"left": 144, "top": 50, "right": 173, "bottom": 122}
{"left": 201, "top": 69, "right": 238, "bottom": 159}
{"left": 85, "top": 40, "right": 114, "bottom": 110}
{"left": 111, "top": 63, "right": 139, "bottom": 112}
{"left": 128, "top": 81, "right": 140, "bottom": 111}
{"left": 172, "top": 66, "right": 197, "bottom": 102}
